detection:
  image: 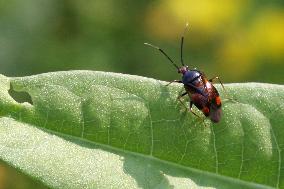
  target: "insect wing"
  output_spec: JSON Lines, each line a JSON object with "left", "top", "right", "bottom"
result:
{"left": 209, "top": 102, "right": 222, "bottom": 123}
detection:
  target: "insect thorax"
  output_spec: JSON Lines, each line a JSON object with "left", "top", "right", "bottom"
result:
{"left": 182, "top": 70, "right": 201, "bottom": 85}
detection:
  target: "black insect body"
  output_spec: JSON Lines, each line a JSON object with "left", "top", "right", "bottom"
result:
{"left": 145, "top": 24, "right": 226, "bottom": 123}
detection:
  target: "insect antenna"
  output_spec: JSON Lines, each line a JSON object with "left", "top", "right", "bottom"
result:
{"left": 181, "top": 23, "right": 189, "bottom": 66}
{"left": 144, "top": 42, "right": 179, "bottom": 70}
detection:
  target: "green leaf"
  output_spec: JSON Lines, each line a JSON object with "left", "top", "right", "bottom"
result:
{"left": 0, "top": 71, "right": 283, "bottom": 189}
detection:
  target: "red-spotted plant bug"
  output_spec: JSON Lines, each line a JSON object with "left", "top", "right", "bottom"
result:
{"left": 145, "top": 23, "right": 227, "bottom": 123}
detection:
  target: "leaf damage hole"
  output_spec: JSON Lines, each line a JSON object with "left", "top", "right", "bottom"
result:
{"left": 8, "top": 84, "right": 33, "bottom": 105}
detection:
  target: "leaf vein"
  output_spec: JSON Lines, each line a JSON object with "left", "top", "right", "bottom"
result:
{"left": 271, "top": 126, "right": 281, "bottom": 189}
{"left": 211, "top": 126, "right": 218, "bottom": 174}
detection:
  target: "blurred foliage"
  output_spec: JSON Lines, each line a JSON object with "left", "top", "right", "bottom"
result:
{"left": 0, "top": 0, "right": 283, "bottom": 84}
{"left": 0, "top": 161, "right": 48, "bottom": 189}
{"left": 0, "top": 0, "right": 283, "bottom": 188}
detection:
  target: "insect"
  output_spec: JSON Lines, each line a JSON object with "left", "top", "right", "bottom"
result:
{"left": 144, "top": 24, "right": 226, "bottom": 123}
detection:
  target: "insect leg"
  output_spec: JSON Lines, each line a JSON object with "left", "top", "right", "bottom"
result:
{"left": 209, "top": 76, "right": 225, "bottom": 91}
{"left": 177, "top": 92, "right": 188, "bottom": 109}
{"left": 165, "top": 80, "right": 182, "bottom": 86}
{"left": 189, "top": 101, "right": 201, "bottom": 118}
{"left": 209, "top": 76, "right": 232, "bottom": 100}
{"left": 189, "top": 101, "right": 206, "bottom": 126}
{"left": 210, "top": 76, "right": 238, "bottom": 102}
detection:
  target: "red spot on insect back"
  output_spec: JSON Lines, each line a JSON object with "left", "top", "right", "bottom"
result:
{"left": 215, "top": 96, "right": 221, "bottom": 106}
{"left": 202, "top": 106, "right": 210, "bottom": 116}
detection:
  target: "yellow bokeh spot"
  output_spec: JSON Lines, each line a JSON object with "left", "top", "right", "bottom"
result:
{"left": 248, "top": 9, "right": 284, "bottom": 60}
{"left": 144, "top": 1, "right": 284, "bottom": 81}
{"left": 144, "top": 0, "right": 246, "bottom": 39}
{"left": 217, "top": 32, "right": 255, "bottom": 79}
{"left": 167, "top": 0, "right": 244, "bottom": 32}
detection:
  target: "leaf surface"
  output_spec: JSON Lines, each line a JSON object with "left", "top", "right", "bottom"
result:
{"left": 0, "top": 71, "right": 283, "bottom": 189}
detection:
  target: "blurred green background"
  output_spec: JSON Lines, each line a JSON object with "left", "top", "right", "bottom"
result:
{"left": 0, "top": 0, "right": 283, "bottom": 188}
